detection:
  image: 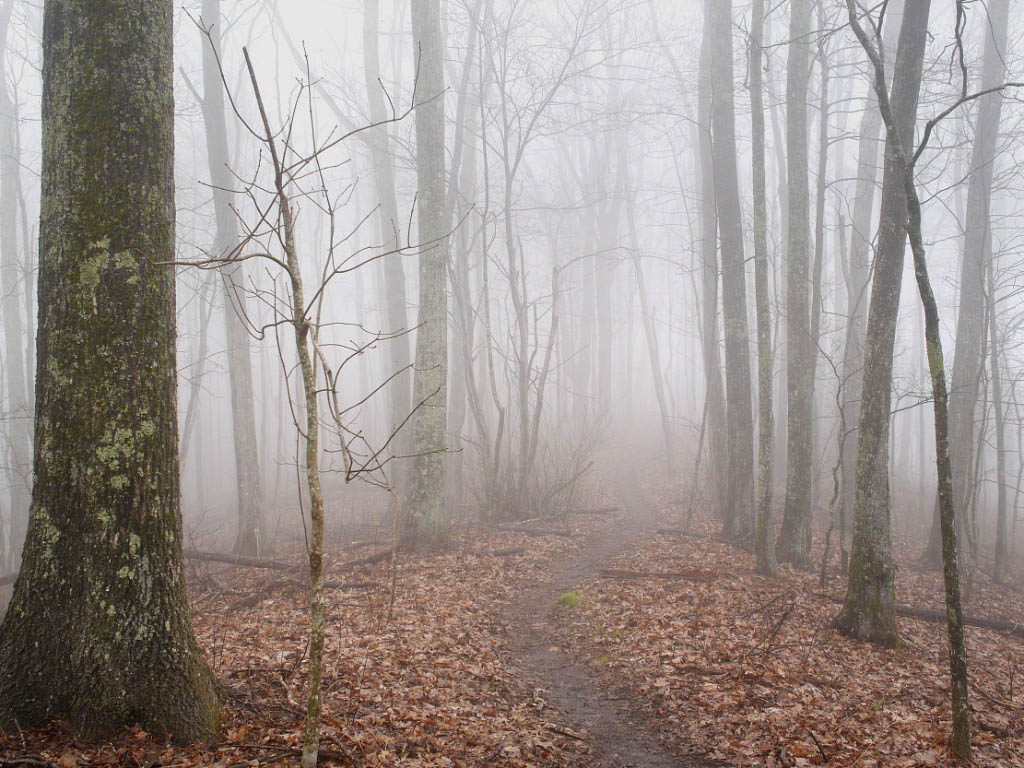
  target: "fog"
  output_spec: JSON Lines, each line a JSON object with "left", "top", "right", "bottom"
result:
{"left": 1, "top": 0, "right": 1023, "bottom": 578}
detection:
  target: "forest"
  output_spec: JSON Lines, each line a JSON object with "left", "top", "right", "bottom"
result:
{"left": 0, "top": 0, "right": 1021, "bottom": 766}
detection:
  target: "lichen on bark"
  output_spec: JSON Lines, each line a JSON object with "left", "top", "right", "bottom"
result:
{"left": 0, "top": 0, "right": 219, "bottom": 741}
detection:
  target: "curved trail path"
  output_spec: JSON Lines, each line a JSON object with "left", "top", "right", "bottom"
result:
{"left": 505, "top": 467, "right": 716, "bottom": 768}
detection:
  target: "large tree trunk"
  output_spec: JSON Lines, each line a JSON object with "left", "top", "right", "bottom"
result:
{"left": 834, "top": 0, "right": 931, "bottom": 647}
{"left": 0, "top": 0, "right": 219, "bottom": 739}
{"left": 200, "top": 0, "right": 263, "bottom": 558}
{"left": 0, "top": 0, "right": 30, "bottom": 566}
{"left": 749, "top": 0, "right": 775, "bottom": 577}
{"left": 839, "top": 0, "right": 903, "bottom": 567}
{"left": 776, "top": 0, "right": 813, "bottom": 567}
{"left": 707, "top": 0, "right": 754, "bottom": 540}
{"left": 696, "top": 4, "right": 728, "bottom": 521}
{"left": 923, "top": 0, "right": 1010, "bottom": 568}
{"left": 406, "top": 0, "right": 449, "bottom": 544}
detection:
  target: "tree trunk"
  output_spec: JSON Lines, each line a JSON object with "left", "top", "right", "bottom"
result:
{"left": 696, "top": 3, "right": 728, "bottom": 521}
{"left": 776, "top": 0, "right": 813, "bottom": 567}
{"left": 406, "top": 0, "right": 449, "bottom": 545}
{"left": 989, "top": 246, "right": 1008, "bottom": 583}
{"left": 0, "top": 0, "right": 219, "bottom": 739}
{"left": 834, "top": 0, "right": 931, "bottom": 647}
{"left": 923, "top": 0, "right": 1009, "bottom": 568}
{"left": 708, "top": 0, "right": 754, "bottom": 540}
{"left": 362, "top": 0, "right": 412, "bottom": 483}
{"left": 749, "top": 0, "right": 775, "bottom": 577}
{"left": 200, "top": 0, "right": 263, "bottom": 558}
{"left": 0, "top": 0, "right": 30, "bottom": 566}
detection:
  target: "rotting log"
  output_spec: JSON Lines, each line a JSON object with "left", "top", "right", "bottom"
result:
{"left": 599, "top": 568, "right": 717, "bottom": 582}
{"left": 825, "top": 595, "right": 1024, "bottom": 638}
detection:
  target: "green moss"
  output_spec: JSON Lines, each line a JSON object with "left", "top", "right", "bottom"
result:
{"left": 557, "top": 590, "right": 583, "bottom": 609}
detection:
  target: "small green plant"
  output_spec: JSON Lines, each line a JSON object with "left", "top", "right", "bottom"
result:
{"left": 557, "top": 590, "right": 583, "bottom": 609}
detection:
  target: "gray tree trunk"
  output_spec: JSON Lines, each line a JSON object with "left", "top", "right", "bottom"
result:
{"left": 923, "top": 0, "right": 1009, "bottom": 567}
{"left": 839, "top": 0, "right": 903, "bottom": 565}
{"left": 834, "top": 0, "right": 931, "bottom": 646}
{"left": 200, "top": 0, "right": 263, "bottom": 557}
{"left": 749, "top": 0, "right": 775, "bottom": 576}
{"left": 406, "top": 0, "right": 449, "bottom": 544}
{"left": 776, "top": 0, "right": 813, "bottom": 567}
{"left": 0, "top": 0, "right": 30, "bottom": 566}
{"left": 362, "top": 0, "right": 411, "bottom": 479}
{"left": 708, "top": 0, "right": 754, "bottom": 540}
{"left": 696, "top": 3, "right": 728, "bottom": 521}
{"left": 0, "top": 0, "right": 218, "bottom": 739}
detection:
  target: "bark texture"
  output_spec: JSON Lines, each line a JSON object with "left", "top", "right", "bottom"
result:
{"left": 407, "top": 0, "right": 449, "bottom": 545}
{"left": 696, "top": 5, "right": 728, "bottom": 521}
{"left": 749, "top": 0, "right": 775, "bottom": 577}
{"left": 924, "top": 0, "right": 1010, "bottom": 567}
{"left": 0, "top": 0, "right": 30, "bottom": 565}
{"left": 0, "top": 0, "right": 219, "bottom": 740}
{"left": 200, "top": 0, "right": 263, "bottom": 558}
{"left": 835, "top": 0, "right": 931, "bottom": 647}
{"left": 708, "top": 0, "right": 754, "bottom": 540}
{"left": 776, "top": 0, "right": 813, "bottom": 567}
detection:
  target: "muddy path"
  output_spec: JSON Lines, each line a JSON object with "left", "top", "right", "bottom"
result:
{"left": 505, "top": 466, "right": 717, "bottom": 768}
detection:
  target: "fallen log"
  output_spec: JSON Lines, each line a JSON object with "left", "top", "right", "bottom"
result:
{"left": 656, "top": 528, "right": 711, "bottom": 539}
{"left": 566, "top": 505, "right": 620, "bottom": 516}
{"left": 336, "top": 548, "right": 393, "bottom": 571}
{"left": 599, "top": 567, "right": 717, "bottom": 582}
{"left": 185, "top": 550, "right": 298, "bottom": 571}
{"left": 490, "top": 547, "right": 526, "bottom": 557}
{"left": 825, "top": 595, "right": 1024, "bottom": 639}
{"left": 503, "top": 527, "right": 572, "bottom": 538}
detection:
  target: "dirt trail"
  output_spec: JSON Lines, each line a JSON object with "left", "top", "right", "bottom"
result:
{"left": 506, "top": 466, "right": 715, "bottom": 768}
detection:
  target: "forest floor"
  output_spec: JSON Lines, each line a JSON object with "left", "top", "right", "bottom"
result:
{"left": 2, "top": 452, "right": 1024, "bottom": 767}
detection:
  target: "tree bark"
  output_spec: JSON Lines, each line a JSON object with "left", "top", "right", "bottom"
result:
{"left": 834, "top": 0, "right": 931, "bottom": 647}
{"left": 406, "top": 0, "right": 449, "bottom": 545}
{"left": 923, "top": 0, "right": 1009, "bottom": 568}
{"left": 749, "top": 0, "right": 775, "bottom": 576}
{"left": 776, "top": 0, "right": 813, "bottom": 567}
{"left": 0, "top": 0, "right": 219, "bottom": 739}
{"left": 708, "top": 0, "right": 754, "bottom": 540}
{"left": 0, "top": 0, "right": 30, "bottom": 566}
{"left": 200, "top": 0, "right": 263, "bottom": 558}
{"left": 696, "top": 3, "right": 728, "bottom": 522}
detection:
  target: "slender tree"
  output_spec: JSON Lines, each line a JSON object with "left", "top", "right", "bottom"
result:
{"left": 776, "top": 0, "right": 813, "bottom": 567}
{"left": 708, "top": 0, "right": 754, "bottom": 540}
{"left": 749, "top": 0, "right": 775, "bottom": 576}
{"left": 923, "top": 0, "right": 1010, "bottom": 568}
{"left": 696, "top": 2, "right": 729, "bottom": 521}
{"left": 0, "top": 0, "right": 219, "bottom": 739}
{"left": 406, "top": 0, "right": 449, "bottom": 544}
{"left": 0, "top": 0, "right": 30, "bottom": 565}
{"left": 200, "top": 0, "right": 263, "bottom": 557}
{"left": 835, "top": 0, "right": 931, "bottom": 647}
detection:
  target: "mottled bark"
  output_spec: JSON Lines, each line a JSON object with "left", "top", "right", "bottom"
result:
{"left": 0, "top": 0, "right": 29, "bottom": 565}
{"left": 776, "top": 0, "right": 813, "bottom": 567}
{"left": 696, "top": 5, "right": 728, "bottom": 521}
{"left": 923, "top": 0, "right": 1009, "bottom": 568}
{"left": 838, "top": 0, "right": 904, "bottom": 551}
{"left": 708, "top": 0, "right": 754, "bottom": 540}
{"left": 749, "top": 0, "right": 775, "bottom": 577}
{"left": 835, "top": 0, "right": 931, "bottom": 647}
{"left": 200, "top": 0, "right": 263, "bottom": 558}
{"left": 406, "top": 0, "right": 449, "bottom": 544}
{"left": 0, "top": 0, "right": 219, "bottom": 739}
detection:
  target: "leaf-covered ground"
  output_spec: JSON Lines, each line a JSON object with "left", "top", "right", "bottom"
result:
{"left": 555, "top": 465, "right": 1024, "bottom": 767}
{"left": 2, "top": 465, "right": 1024, "bottom": 767}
